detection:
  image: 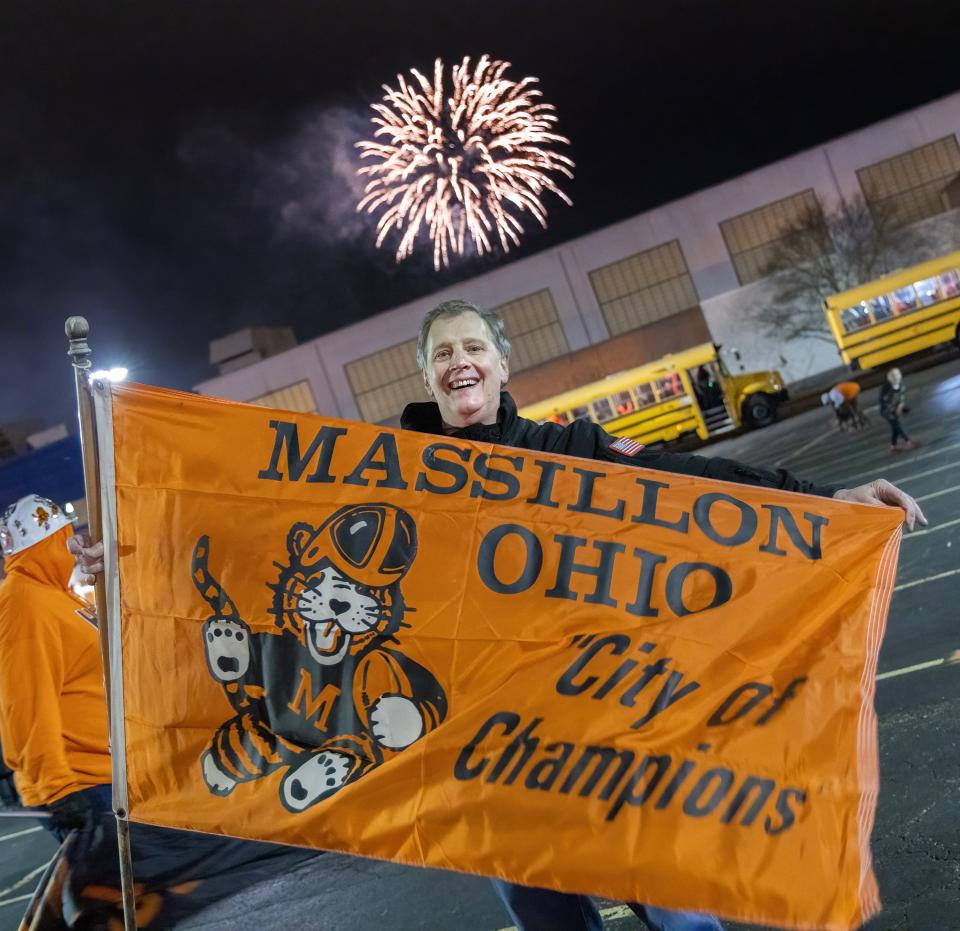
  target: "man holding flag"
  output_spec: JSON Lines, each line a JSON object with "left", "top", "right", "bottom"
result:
{"left": 70, "top": 299, "right": 925, "bottom": 931}
{"left": 399, "top": 300, "right": 924, "bottom": 931}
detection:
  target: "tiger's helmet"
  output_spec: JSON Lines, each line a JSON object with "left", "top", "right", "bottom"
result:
{"left": 286, "top": 504, "right": 418, "bottom": 589}
{"left": 276, "top": 504, "right": 419, "bottom": 639}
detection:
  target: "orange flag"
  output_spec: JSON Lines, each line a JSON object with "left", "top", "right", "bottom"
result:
{"left": 98, "top": 382, "right": 901, "bottom": 930}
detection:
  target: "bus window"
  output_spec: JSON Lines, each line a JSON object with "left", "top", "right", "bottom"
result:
{"left": 841, "top": 307, "right": 865, "bottom": 332}
{"left": 913, "top": 277, "right": 940, "bottom": 306}
{"left": 634, "top": 383, "right": 655, "bottom": 408}
{"left": 654, "top": 374, "right": 683, "bottom": 399}
{"left": 939, "top": 270, "right": 960, "bottom": 297}
{"left": 891, "top": 286, "right": 917, "bottom": 314}
{"left": 546, "top": 411, "right": 571, "bottom": 426}
{"left": 592, "top": 397, "right": 614, "bottom": 423}
{"left": 868, "top": 295, "right": 891, "bottom": 323}
{"left": 613, "top": 391, "right": 635, "bottom": 416}
{"left": 570, "top": 405, "right": 590, "bottom": 422}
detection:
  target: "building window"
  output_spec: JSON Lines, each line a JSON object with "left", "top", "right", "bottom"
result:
{"left": 857, "top": 135, "right": 960, "bottom": 229}
{"left": 346, "top": 338, "right": 423, "bottom": 425}
{"left": 493, "top": 289, "right": 569, "bottom": 371}
{"left": 345, "top": 290, "right": 568, "bottom": 425}
{"left": 588, "top": 241, "right": 699, "bottom": 337}
{"left": 720, "top": 189, "right": 825, "bottom": 286}
{"left": 250, "top": 380, "right": 316, "bottom": 413}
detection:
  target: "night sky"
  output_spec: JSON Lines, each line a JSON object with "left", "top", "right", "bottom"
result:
{"left": 1, "top": 0, "right": 956, "bottom": 430}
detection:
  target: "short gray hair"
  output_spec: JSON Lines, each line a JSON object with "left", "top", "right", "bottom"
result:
{"left": 416, "top": 299, "right": 511, "bottom": 372}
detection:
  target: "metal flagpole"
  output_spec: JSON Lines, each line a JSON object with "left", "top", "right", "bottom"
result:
{"left": 65, "top": 317, "right": 138, "bottom": 931}
{"left": 64, "top": 318, "right": 112, "bottom": 711}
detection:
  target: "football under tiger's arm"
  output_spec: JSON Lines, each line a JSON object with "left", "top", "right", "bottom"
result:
{"left": 354, "top": 647, "right": 448, "bottom": 750}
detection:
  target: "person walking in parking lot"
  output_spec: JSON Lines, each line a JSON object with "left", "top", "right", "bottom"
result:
{"left": 879, "top": 368, "right": 916, "bottom": 452}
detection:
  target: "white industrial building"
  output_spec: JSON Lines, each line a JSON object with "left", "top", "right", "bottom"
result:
{"left": 196, "top": 91, "right": 960, "bottom": 424}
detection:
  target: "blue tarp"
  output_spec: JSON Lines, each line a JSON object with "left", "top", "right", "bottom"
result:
{"left": 0, "top": 435, "right": 85, "bottom": 508}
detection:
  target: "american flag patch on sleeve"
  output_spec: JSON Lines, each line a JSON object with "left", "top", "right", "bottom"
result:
{"left": 609, "top": 436, "right": 645, "bottom": 457}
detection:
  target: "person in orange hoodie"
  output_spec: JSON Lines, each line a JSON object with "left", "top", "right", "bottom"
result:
{"left": 0, "top": 494, "right": 112, "bottom": 841}
{"left": 820, "top": 380, "right": 867, "bottom": 431}
{"left": 2, "top": 500, "right": 325, "bottom": 928}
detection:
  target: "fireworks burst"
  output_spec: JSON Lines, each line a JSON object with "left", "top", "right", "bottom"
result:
{"left": 356, "top": 55, "right": 574, "bottom": 271}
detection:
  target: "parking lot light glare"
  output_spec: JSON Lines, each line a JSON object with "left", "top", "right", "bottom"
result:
{"left": 89, "top": 366, "right": 128, "bottom": 383}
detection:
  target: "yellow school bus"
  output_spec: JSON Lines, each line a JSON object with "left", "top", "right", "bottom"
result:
{"left": 823, "top": 250, "right": 960, "bottom": 369}
{"left": 519, "top": 343, "right": 787, "bottom": 446}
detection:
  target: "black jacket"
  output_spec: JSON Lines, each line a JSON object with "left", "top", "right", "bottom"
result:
{"left": 401, "top": 392, "right": 839, "bottom": 498}
{"left": 879, "top": 382, "right": 906, "bottom": 420}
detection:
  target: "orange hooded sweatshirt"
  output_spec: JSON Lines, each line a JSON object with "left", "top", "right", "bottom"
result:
{"left": 0, "top": 525, "right": 111, "bottom": 806}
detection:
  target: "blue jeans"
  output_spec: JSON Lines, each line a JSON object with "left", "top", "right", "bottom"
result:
{"left": 492, "top": 879, "right": 724, "bottom": 931}
{"left": 886, "top": 415, "right": 909, "bottom": 445}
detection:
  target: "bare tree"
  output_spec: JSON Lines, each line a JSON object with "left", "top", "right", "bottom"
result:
{"left": 757, "top": 195, "right": 934, "bottom": 343}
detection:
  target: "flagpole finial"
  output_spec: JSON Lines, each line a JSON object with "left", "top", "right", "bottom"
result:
{"left": 65, "top": 316, "right": 92, "bottom": 369}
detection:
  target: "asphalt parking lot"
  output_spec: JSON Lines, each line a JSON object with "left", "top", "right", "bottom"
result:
{"left": 1, "top": 355, "right": 957, "bottom": 931}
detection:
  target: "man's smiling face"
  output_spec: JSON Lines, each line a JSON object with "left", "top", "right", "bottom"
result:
{"left": 423, "top": 311, "right": 509, "bottom": 428}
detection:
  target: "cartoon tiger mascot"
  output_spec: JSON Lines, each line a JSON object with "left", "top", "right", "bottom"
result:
{"left": 192, "top": 503, "right": 447, "bottom": 812}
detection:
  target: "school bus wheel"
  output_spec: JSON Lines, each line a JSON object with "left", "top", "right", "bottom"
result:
{"left": 742, "top": 393, "right": 776, "bottom": 429}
